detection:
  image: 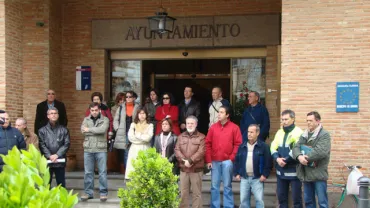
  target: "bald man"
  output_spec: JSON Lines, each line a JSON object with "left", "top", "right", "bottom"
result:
{"left": 15, "top": 118, "right": 39, "bottom": 151}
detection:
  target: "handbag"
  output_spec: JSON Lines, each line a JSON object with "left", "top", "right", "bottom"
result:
{"left": 108, "top": 105, "right": 122, "bottom": 152}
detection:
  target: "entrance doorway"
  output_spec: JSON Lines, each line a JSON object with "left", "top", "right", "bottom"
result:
{"left": 142, "top": 59, "right": 230, "bottom": 134}
{"left": 110, "top": 48, "right": 274, "bottom": 135}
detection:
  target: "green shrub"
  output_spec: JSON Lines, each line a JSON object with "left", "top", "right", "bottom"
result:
{"left": 118, "top": 148, "right": 180, "bottom": 208}
{"left": 0, "top": 145, "right": 78, "bottom": 208}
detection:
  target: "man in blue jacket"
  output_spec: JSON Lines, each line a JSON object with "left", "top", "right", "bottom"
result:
{"left": 234, "top": 124, "right": 272, "bottom": 208}
{"left": 240, "top": 91, "right": 270, "bottom": 142}
{"left": 0, "top": 110, "right": 26, "bottom": 172}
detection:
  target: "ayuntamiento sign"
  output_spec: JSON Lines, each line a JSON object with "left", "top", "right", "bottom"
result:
{"left": 92, "top": 15, "right": 280, "bottom": 49}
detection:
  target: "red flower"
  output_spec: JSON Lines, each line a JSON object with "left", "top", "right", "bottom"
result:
{"left": 240, "top": 93, "right": 244, "bottom": 98}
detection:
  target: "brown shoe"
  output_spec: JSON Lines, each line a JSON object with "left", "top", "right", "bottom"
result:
{"left": 100, "top": 195, "right": 108, "bottom": 202}
{"left": 80, "top": 194, "right": 93, "bottom": 201}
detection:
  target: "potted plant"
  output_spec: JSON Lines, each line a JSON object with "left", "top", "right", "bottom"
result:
{"left": 118, "top": 148, "right": 180, "bottom": 208}
{"left": 0, "top": 145, "right": 78, "bottom": 208}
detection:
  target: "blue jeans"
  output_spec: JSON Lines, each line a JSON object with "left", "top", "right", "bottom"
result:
{"left": 303, "top": 181, "right": 328, "bottom": 208}
{"left": 277, "top": 177, "right": 302, "bottom": 208}
{"left": 84, "top": 152, "right": 108, "bottom": 197}
{"left": 240, "top": 177, "right": 264, "bottom": 208}
{"left": 211, "top": 160, "right": 234, "bottom": 208}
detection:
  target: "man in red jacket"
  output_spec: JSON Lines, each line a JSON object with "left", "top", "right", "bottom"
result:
{"left": 205, "top": 106, "right": 242, "bottom": 208}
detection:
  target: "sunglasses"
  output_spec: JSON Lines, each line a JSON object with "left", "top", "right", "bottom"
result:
{"left": 163, "top": 97, "right": 170, "bottom": 100}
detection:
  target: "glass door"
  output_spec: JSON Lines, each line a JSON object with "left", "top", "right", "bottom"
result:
{"left": 231, "top": 58, "right": 266, "bottom": 124}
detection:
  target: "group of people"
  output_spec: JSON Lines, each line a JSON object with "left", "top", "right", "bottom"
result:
{"left": 0, "top": 86, "right": 332, "bottom": 208}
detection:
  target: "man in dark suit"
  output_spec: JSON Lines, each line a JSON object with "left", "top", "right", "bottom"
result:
{"left": 34, "top": 89, "right": 68, "bottom": 135}
{"left": 178, "top": 86, "right": 201, "bottom": 133}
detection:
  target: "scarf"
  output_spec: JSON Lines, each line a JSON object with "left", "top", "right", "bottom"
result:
{"left": 135, "top": 121, "right": 149, "bottom": 133}
{"left": 283, "top": 123, "right": 295, "bottom": 133}
{"left": 302, "top": 124, "right": 322, "bottom": 142}
{"left": 160, "top": 131, "right": 171, "bottom": 158}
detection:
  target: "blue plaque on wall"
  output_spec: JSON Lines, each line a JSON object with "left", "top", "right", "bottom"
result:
{"left": 76, "top": 66, "right": 91, "bottom": 91}
{"left": 336, "top": 82, "right": 359, "bottom": 112}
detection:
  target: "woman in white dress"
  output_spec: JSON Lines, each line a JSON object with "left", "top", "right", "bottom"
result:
{"left": 126, "top": 108, "right": 153, "bottom": 179}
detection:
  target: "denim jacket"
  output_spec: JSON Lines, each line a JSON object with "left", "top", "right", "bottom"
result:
{"left": 234, "top": 139, "right": 272, "bottom": 180}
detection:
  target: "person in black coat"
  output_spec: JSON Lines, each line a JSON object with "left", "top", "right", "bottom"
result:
{"left": 38, "top": 107, "right": 70, "bottom": 188}
{"left": 178, "top": 86, "right": 200, "bottom": 133}
{"left": 154, "top": 118, "right": 179, "bottom": 175}
{"left": 0, "top": 111, "right": 26, "bottom": 172}
{"left": 34, "top": 89, "right": 68, "bottom": 135}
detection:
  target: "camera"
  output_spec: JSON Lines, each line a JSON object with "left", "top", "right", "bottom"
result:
{"left": 182, "top": 51, "right": 188, "bottom": 57}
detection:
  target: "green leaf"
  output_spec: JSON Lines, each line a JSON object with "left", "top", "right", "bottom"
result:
{"left": 0, "top": 144, "right": 78, "bottom": 208}
{"left": 119, "top": 148, "right": 180, "bottom": 207}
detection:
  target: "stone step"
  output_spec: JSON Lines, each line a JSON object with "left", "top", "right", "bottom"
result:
{"left": 74, "top": 196, "right": 277, "bottom": 208}
{"left": 65, "top": 171, "right": 278, "bottom": 182}
{"left": 65, "top": 178, "right": 277, "bottom": 192}
{"left": 63, "top": 171, "right": 278, "bottom": 207}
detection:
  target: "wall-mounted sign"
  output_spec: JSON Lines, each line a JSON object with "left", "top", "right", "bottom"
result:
{"left": 92, "top": 14, "right": 280, "bottom": 49}
{"left": 336, "top": 82, "right": 359, "bottom": 112}
{"left": 76, "top": 66, "right": 91, "bottom": 91}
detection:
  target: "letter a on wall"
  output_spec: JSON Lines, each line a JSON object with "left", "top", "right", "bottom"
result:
{"left": 76, "top": 66, "right": 91, "bottom": 90}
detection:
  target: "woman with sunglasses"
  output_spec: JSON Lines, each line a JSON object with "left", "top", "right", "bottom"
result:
{"left": 154, "top": 92, "right": 180, "bottom": 136}
{"left": 113, "top": 90, "right": 140, "bottom": 174}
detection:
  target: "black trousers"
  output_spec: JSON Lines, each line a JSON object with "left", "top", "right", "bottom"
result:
{"left": 49, "top": 167, "right": 66, "bottom": 188}
{"left": 277, "top": 177, "right": 303, "bottom": 208}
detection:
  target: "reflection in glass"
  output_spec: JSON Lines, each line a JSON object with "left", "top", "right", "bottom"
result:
{"left": 112, "top": 61, "right": 141, "bottom": 104}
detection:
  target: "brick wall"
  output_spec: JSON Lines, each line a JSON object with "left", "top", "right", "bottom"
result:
{"left": 266, "top": 46, "right": 280, "bottom": 144}
{"left": 22, "top": 0, "right": 63, "bottom": 131}
{"left": 22, "top": 0, "right": 50, "bottom": 128}
{"left": 0, "top": 2, "right": 6, "bottom": 110}
{"left": 281, "top": 0, "right": 370, "bottom": 182}
{"left": 0, "top": 0, "right": 23, "bottom": 120}
{"left": 60, "top": 0, "right": 282, "bottom": 169}
{"left": 49, "top": 0, "right": 62, "bottom": 95}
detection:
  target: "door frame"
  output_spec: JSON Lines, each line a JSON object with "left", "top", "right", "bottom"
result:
{"left": 110, "top": 47, "right": 267, "bottom": 105}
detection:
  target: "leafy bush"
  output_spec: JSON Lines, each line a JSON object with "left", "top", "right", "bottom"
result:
{"left": 118, "top": 148, "right": 180, "bottom": 208}
{"left": 0, "top": 145, "right": 78, "bottom": 208}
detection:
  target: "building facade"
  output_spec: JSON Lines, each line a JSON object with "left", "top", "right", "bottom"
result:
{"left": 0, "top": 0, "right": 368, "bottom": 183}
